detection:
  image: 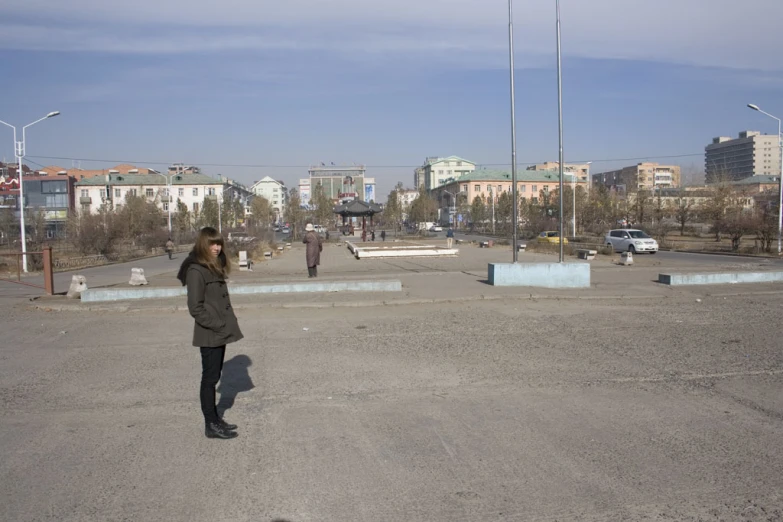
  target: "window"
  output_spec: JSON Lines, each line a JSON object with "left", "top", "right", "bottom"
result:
{"left": 115, "top": 188, "right": 121, "bottom": 198}
{"left": 457, "top": 161, "right": 463, "bottom": 167}
{"left": 162, "top": 203, "right": 169, "bottom": 212}
{"left": 193, "top": 202, "right": 199, "bottom": 213}
{"left": 497, "top": 185, "right": 502, "bottom": 192}
{"left": 543, "top": 186, "right": 549, "bottom": 192}
{"left": 474, "top": 185, "right": 480, "bottom": 191}
{"left": 521, "top": 185, "right": 526, "bottom": 192}
{"left": 146, "top": 188, "right": 154, "bottom": 198}
{"left": 207, "top": 187, "right": 216, "bottom": 196}
{"left": 81, "top": 189, "right": 89, "bottom": 197}
{"left": 532, "top": 185, "right": 538, "bottom": 192}
{"left": 462, "top": 184, "right": 468, "bottom": 192}
{"left": 128, "top": 189, "right": 137, "bottom": 197}
{"left": 100, "top": 189, "right": 107, "bottom": 200}
{"left": 178, "top": 188, "right": 184, "bottom": 197}
{"left": 162, "top": 188, "right": 170, "bottom": 196}
{"left": 448, "top": 170, "right": 452, "bottom": 175}
{"left": 42, "top": 180, "right": 67, "bottom": 193}
{"left": 46, "top": 194, "right": 68, "bottom": 208}
{"left": 192, "top": 188, "right": 199, "bottom": 197}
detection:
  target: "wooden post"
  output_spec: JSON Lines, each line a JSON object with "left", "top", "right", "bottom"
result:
{"left": 42, "top": 246, "right": 55, "bottom": 295}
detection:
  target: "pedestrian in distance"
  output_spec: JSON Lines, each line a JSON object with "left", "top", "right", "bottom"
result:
{"left": 177, "top": 227, "right": 244, "bottom": 440}
{"left": 165, "top": 238, "right": 175, "bottom": 260}
{"left": 381, "top": 230, "right": 386, "bottom": 242}
{"left": 371, "top": 229, "right": 376, "bottom": 241}
{"left": 303, "top": 223, "right": 323, "bottom": 278}
{"left": 446, "top": 226, "right": 455, "bottom": 248}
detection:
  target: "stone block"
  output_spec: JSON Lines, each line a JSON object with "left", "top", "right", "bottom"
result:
{"left": 67, "top": 275, "right": 87, "bottom": 299}
{"left": 620, "top": 252, "right": 633, "bottom": 266}
{"left": 129, "top": 268, "right": 148, "bottom": 286}
{"left": 488, "top": 262, "right": 591, "bottom": 288}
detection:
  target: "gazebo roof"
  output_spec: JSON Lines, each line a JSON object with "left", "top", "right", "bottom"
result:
{"left": 332, "top": 199, "right": 384, "bottom": 217}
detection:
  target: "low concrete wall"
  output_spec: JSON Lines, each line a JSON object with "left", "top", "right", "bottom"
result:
{"left": 658, "top": 271, "right": 783, "bottom": 286}
{"left": 81, "top": 280, "right": 403, "bottom": 303}
{"left": 356, "top": 248, "right": 458, "bottom": 259}
{"left": 488, "top": 262, "right": 591, "bottom": 288}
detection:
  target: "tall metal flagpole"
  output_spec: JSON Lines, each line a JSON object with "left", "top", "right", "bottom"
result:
{"left": 556, "top": 0, "right": 565, "bottom": 263}
{"left": 509, "top": 0, "right": 519, "bottom": 262}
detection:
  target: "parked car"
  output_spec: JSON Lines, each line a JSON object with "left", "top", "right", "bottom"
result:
{"left": 605, "top": 229, "right": 658, "bottom": 253}
{"left": 537, "top": 231, "right": 568, "bottom": 244}
{"left": 429, "top": 225, "right": 443, "bottom": 232}
{"left": 281, "top": 226, "right": 290, "bottom": 234}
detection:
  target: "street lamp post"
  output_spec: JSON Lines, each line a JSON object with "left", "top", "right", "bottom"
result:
{"left": 508, "top": 0, "right": 519, "bottom": 261}
{"left": 154, "top": 171, "right": 174, "bottom": 237}
{"left": 555, "top": 0, "right": 565, "bottom": 263}
{"left": 748, "top": 103, "right": 783, "bottom": 255}
{"left": 0, "top": 111, "right": 60, "bottom": 272}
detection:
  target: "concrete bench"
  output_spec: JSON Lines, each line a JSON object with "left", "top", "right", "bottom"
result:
{"left": 577, "top": 249, "right": 597, "bottom": 260}
{"left": 263, "top": 251, "right": 273, "bottom": 260}
{"left": 479, "top": 240, "right": 494, "bottom": 248}
{"left": 518, "top": 243, "right": 527, "bottom": 252}
{"left": 455, "top": 239, "right": 465, "bottom": 245}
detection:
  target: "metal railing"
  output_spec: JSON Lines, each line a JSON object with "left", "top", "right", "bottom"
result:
{"left": 0, "top": 246, "right": 55, "bottom": 294}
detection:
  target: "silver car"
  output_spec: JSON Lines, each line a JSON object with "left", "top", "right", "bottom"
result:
{"left": 605, "top": 229, "right": 658, "bottom": 254}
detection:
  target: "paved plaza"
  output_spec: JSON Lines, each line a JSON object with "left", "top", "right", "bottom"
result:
{"left": 1, "top": 241, "right": 782, "bottom": 521}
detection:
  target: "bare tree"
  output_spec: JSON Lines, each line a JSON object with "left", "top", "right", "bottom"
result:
{"left": 667, "top": 189, "right": 696, "bottom": 235}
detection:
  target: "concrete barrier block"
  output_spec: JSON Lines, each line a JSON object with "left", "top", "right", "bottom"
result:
{"left": 129, "top": 268, "right": 148, "bottom": 286}
{"left": 67, "top": 275, "right": 87, "bottom": 299}
{"left": 488, "top": 262, "right": 591, "bottom": 288}
{"left": 659, "top": 271, "right": 783, "bottom": 286}
{"left": 620, "top": 252, "right": 633, "bottom": 266}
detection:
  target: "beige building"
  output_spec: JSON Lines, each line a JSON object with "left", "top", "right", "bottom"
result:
{"left": 592, "top": 162, "right": 681, "bottom": 193}
{"left": 527, "top": 162, "right": 591, "bottom": 186}
{"left": 705, "top": 130, "right": 781, "bottom": 182}
{"left": 431, "top": 169, "right": 585, "bottom": 225}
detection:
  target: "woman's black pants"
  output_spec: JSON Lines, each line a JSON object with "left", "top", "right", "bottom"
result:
{"left": 200, "top": 346, "right": 226, "bottom": 424}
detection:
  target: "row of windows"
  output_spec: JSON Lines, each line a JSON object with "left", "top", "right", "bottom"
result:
{"left": 79, "top": 187, "right": 220, "bottom": 199}
{"left": 466, "top": 184, "right": 550, "bottom": 193}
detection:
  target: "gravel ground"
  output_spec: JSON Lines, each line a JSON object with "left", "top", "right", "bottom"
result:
{"left": 0, "top": 294, "right": 781, "bottom": 521}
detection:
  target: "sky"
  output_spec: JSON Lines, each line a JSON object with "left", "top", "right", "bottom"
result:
{"left": 1, "top": 0, "right": 782, "bottom": 199}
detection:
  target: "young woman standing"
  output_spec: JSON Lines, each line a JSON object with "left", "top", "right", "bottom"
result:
{"left": 177, "top": 227, "right": 244, "bottom": 440}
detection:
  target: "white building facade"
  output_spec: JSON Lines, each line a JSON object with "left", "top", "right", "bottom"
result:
{"left": 420, "top": 156, "right": 476, "bottom": 191}
{"left": 251, "top": 176, "right": 287, "bottom": 220}
{"left": 75, "top": 173, "right": 225, "bottom": 215}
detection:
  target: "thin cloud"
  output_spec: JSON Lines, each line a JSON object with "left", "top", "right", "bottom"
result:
{"left": 1, "top": 0, "right": 781, "bottom": 71}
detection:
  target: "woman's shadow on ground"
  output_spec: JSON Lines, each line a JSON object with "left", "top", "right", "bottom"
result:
{"left": 217, "top": 354, "right": 255, "bottom": 416}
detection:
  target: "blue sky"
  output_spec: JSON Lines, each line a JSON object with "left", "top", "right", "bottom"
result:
{"left": 1, "top": 0, "right": 782, "bottom": 198}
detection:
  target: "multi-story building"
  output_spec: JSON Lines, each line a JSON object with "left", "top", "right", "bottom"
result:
{"left": 414, "top": 166, "right": 426, "bottom": 189}
{"left": 0, "top": 172, "right": 75, "bottom": 238}
{"left": 168, "top": 164, "right": 202, "bottom": 176}
{"left": 75, "top": 172, "right": 224, "bottom": 216}
{"left": 705, "top": 131, "right": 781, "bottom": 182}
{"left": 527, "top": 162, "right": 591, "bottom": 186}
{"left": 430, "top": 169, "right": 585, "bottom": 225}
{"left": 251, "top": 176, "right": 287, "bottom": 222}
{"left": 591, "top": 162, "right": 681, "bottom": 194}
{"left": 300, "top": 164, "right": 375, "bottom": 204}
{"left": 418, "top": 156, "right": 476, "bottom": 191}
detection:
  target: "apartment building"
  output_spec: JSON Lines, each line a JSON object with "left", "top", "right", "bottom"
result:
{"left": 251, "top": 176, "right": 287, "bottom": 221}
{"left": 705, "top": 131, "right": 781, "bottom": 182}
{"left": 419, "top": 156, "right": 476, "bottom": 191}
{"left": 430, "top": 169, "right": 584, "bottom": 224}
{"left": 75, "top": 172, "right": 225, "bottom": 216}
{"left": 592, "top": 162, "right": 681, "bottom": 194}
{"left": 527, "top": 161, "right": 591, "bottom": 186}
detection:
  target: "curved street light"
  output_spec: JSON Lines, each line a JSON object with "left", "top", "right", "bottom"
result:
{"left": 0, "top": 111, "right": 61, "bottom": 272}
{"left": 747, "top": 103, "right": 783, "bottom": 255}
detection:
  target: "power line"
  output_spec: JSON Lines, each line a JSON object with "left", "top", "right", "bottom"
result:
{"left": 27, "top": 152, "right": 704, "bottom": 170}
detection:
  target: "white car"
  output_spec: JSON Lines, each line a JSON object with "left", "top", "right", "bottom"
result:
{"left": 605, "top": 229, "right": 658, "bottom": 254}
{"left": 429, "top": 225, "right": 443, "bottom": 232}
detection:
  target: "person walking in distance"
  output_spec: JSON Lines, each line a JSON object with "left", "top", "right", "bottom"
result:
{"left": 303, "top": 223, "right": 323, "bottom": 278}
{"left": 381, "top": 230, "right": 386, "bottom": 242}
{"left": 177, "top": 227, "right": 243, "bottom": 440}
{"left": 446, "top": 226, "right": 455, "bottom": 248}
{"left": 165, "top": 238, "right": 175, "bottom": 260}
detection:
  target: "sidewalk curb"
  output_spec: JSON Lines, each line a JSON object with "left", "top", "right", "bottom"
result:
{"left": 27, "top": 288, "right": 783, "bottom": 313}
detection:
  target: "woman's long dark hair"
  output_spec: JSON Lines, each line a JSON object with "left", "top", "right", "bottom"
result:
{"left": 194, "top": 227, "right": 230, "bottom": 277}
